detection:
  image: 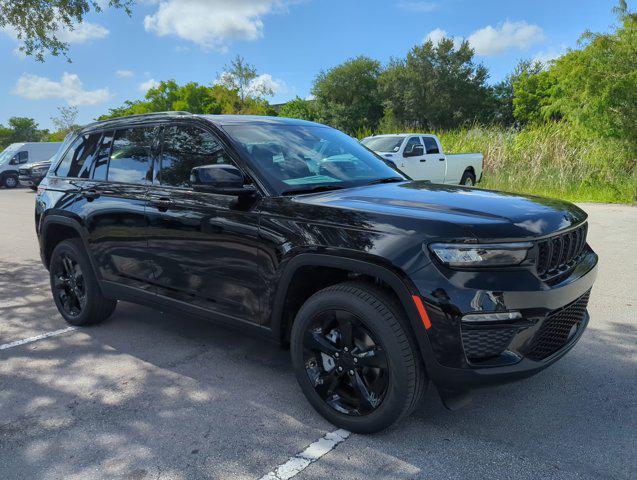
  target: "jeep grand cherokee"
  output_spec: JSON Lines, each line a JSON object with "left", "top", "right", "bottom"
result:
{"left": 35, "top": 113, "right": 598, "bottom": 433}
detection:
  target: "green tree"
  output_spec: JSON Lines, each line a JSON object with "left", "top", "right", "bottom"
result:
{"left": 8, "top": 117, "right": 47, "bottom": 142}
{"left": 548, "top": 1, "right": 637, "bottom": 144}
{"left": 379, "top": 38, "right": 491, "bottom": 130}
{"left": 0, "top": 0, "right": 133, "bottom": 61}
{"left": 278, "top": 97, "right": 318, "bottom": 121}
{"left": 312, "top": 56, "right": 383, "bottom": 134}
{"left": 218, "top": 55, "right": 273, "bottom": 102}
{"left": 493, "top": 59, "right": 544, "bottom": 126}
{"left": 512, "top": 69, "right": 557, "bottom": 125}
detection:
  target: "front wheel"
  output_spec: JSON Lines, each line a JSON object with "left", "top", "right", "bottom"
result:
{"left": 49, "top": 238, "right": 117, "bottom": 326}
{"left": 3, "top": 174, "right": 18, "bottom": 188}
{"left": 290, "top": 282, "right": 427, "bottom": 433}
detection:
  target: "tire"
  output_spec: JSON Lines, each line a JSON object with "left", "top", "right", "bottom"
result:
{"left": 290, "top": 281, "right": 427, "bottom": 433}
{"left": 49, "top": 238, "right": 117, "bottom": 326}
{"left": 3, "top": 174, "right": 18, "bottom": 188}
{"left": 460, "top": 170, "right": 476, "bottom": 186}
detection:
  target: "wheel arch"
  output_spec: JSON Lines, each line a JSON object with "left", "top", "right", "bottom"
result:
{"left": 270, "top": 253, "right": 435, "bottom": 366}
{"left": 40, "top": 214, "right": 91, "bottom": 270}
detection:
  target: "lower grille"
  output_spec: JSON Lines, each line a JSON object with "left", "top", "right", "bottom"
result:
{"left": 462, "top": 327, "right": 519, "bottom": 360}
{"left": 525, "top": 291, "right": 590, "bottom": 361}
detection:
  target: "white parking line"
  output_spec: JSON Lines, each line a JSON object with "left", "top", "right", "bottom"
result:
{"left": 259, "top": 429, "right": 351, "bottom": 480}
{"left": 0, "top": 326, "right": 78, "bottom": 351}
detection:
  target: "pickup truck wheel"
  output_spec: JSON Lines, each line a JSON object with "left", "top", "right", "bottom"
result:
{"left": 460, "top": 170, "right": 476, "bottom": 186}
{"left": 50, "top": 238, "right": 117, "bottom": 326}
{"left": 290, "top": 281, "right": 427, "bottom": 433}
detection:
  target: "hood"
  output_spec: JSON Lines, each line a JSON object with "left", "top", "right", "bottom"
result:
{"left": 292, "top": 181, "right": 587, "bottom": 241}
{"left": 23, "top": 160, "right": 52, "bottom": 170}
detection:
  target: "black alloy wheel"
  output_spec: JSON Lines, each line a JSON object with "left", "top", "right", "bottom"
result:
{"left": 52, "top": 252, "right": 87, "bottom": 318}
{"left": 49, "top": 238, "right": 117, "bottom": 326}
{"left": 303, "top": 309, "right": 389, "bottom": 416}
{"left": 291, "top": 282, "right": 427, "bottom": 433}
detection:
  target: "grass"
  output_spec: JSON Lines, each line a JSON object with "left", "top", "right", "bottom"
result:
{"left": 360, "top": 123, "right": 636, "bottom": 203}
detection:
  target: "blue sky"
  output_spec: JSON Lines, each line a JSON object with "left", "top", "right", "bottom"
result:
{"left": 0, "top": 0, "right": 630, "bottom": 131}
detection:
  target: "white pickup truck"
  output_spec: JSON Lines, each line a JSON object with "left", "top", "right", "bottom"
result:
{"left": 361, "top": 133, "right": 483, "bottom": 186}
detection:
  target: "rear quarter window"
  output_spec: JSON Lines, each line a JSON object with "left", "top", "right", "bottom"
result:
{"left": 55, "top": 133, "right": 101, "bottom": 178}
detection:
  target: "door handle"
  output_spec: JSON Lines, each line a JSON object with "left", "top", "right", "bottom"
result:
{"left": 151, "top": 197, "right": 173, "bottom": 211}
{"left": 420, "top": 158, "right": 427, "bottom": 162}
{"left": 82, "top": 189, "right": 100, "bottom": 201}
{"left": 439, "top": 158, "right": 445, "bottom": 162}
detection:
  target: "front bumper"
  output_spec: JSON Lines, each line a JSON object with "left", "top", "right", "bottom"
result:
{"left": 19, "top": 173, "right": 45, "bottom": 187}
{"left": 409, "top": 247, "right": 598, "bottom": 390}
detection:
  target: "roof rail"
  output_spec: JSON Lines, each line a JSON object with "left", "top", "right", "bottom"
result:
{"left": 81, "top": 111, "right": 193, "bottom": 131}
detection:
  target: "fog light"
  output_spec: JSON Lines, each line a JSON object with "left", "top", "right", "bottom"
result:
{"left": 462, "top": 311, "right": 522, "bottom": 323}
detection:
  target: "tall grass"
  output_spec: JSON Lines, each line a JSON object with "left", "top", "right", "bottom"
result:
{"left": 359, "top": 123, "right": 636, "bottom": 203}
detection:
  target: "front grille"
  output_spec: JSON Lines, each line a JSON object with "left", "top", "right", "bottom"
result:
{"left": 461, "top": 327, "right": 519, "bottom": 360}
{"left": 536, "top": 223, "right": 588, "bottom": 283}
{"left": 524, "top": 290, "right": 590, "bottom": 361}
{"left": 18, "top": 168, "right": 30, "bottom": 175}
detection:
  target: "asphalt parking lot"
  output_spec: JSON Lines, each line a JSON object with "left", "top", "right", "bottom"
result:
{"left": 0, "top": 187, "right": 635, "bottom": 480}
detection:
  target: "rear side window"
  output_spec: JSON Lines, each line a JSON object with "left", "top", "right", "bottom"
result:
{"left": 107, "top": 127, "right": 157, "bottom": 184}
{"left": 422, "top": 136, "right": 440, "bottom": 154}
{"left": 159, "top": 125, "right": 230, "bottom": 188}
{"left": 91, "top": 131, "right": 113, "bottom": 181}
{"left": 55, "top": 133, "right": 101, "bottom": 178}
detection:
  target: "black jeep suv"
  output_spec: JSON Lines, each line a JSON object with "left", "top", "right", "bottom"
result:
{"left": 35, "top": 113, "right": 598, "bottom": 433}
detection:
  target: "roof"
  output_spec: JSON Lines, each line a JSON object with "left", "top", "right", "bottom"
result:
{"left": 79, "top": 111, "right": 323, "bottom": 134}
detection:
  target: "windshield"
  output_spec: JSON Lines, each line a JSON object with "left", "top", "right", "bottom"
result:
{"left": 360, "top": 136, "right": 404, "bottom": 153}
{"left": 223, "top": 124, "right": 406, "bottom": 195}
{"left": 0, "top": 144, "right": 20, "bottom": 164}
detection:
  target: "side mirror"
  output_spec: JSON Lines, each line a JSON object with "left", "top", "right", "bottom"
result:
{"left": 191, "top": 164, "right": 256, "bottom": 196}
{"left": 404, "top": 144, "right": 424, "bottom": 158}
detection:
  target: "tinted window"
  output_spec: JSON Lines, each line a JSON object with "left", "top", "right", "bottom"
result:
{"left": 55, "top": 134, "right": 101, "bottom": 178}
{"left": 107, "top": 127, "right": 157, "bottom": 184}
{"left": 92, "top": 131, "right": 113, "bottom": 180}
{"left": 404, "top": 136, "right": 422, "bottom": 154}
{"left": 422, "top": 136, "right": 440, "bottom": 154}
{"left": 160, "top": 125, "right": 231, "bottom": 188}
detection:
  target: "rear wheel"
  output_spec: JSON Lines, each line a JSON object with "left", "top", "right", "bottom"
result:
{"left": 49, "top": 238, "right": 117, "bottom": 326}
{"left": 290, "top": 282, "right": 427, "bottom": 433}
{"left": 3, "top": 174, "right": 18, "bottom": 188}
{"left": 460, "top": 170, "right": 476, "bottom": 186}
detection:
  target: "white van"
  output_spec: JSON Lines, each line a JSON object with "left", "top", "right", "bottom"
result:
{"left": 0, "top": 142, "right": 62, "bottom": 188}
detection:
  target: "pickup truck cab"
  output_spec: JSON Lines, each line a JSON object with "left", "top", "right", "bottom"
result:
{"left": 361, "top": 133, "right": 483, "bottom": 186}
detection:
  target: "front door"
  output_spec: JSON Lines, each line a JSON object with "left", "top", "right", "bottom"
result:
{"left": 146, "top": 123, "right": 261, "bottom": 323}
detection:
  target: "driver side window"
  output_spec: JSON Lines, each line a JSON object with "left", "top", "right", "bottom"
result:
{"left": 403, "top": 137, "right": 422, "bottom": 156}
{"left": 159, "top": 125, "right": 238, "bottom": 188}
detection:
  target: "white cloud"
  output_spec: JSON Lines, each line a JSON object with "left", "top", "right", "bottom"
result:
{"left": 249, "top": 73, "right": 285, "bottom": 96}
{"left": 532, "top": 45, "right": 567, "bottom": 64}
{"left": 397, "top": 1, "right": 437, "bottom": 12}
{"left": 116, "top": 70, "right": 135, "bottom": 77}
{"left": 143, "top": 0, "right": 291, "bottom": 49}
{"left": 139, "top": 78, "right": 161, "bottom": 93}
{"left": 423, "top": 28, "right": 463, "bottom": 49}
{"left": 12, "top": 73, "right": 111, "bottom": 106}
{"left": 467, "top": 20, "right": 544, "bottom": 56}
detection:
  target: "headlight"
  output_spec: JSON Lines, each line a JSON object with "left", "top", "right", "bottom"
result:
{"left": 429, "top": 242, "right": 532, "bottom": 267}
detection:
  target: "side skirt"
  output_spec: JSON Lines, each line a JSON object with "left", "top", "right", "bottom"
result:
{"left": 100, "top": 280, "right": 274, "bottom": 341}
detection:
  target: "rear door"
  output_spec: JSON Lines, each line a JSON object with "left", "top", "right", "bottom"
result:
{"left": 421, "top": 136, "right": 446, "bottom": 183}
{"left": 146, "top": 122, "right": 261, "bottom": 323}
{"left": 79, "top": 126, "right": 158, "bottom": 291}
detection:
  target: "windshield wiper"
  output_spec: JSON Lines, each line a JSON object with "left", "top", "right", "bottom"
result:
{"left": 282, "top": 184, "right": 346, "bottom": 196}
{"left": 366, "top": 177, "right": 405, "bottom": 185}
